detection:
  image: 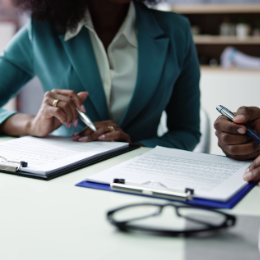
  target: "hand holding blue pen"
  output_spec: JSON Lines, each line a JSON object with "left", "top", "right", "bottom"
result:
{"left": 215, "top": 105, "right": 260, "bottom": 184}
{"left": 217, "top": 105, "right": 260, "bottom": 144}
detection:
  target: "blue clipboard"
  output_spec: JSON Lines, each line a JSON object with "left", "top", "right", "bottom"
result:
{"left": 76, "top": 180, "right": 256, "bottom": 209}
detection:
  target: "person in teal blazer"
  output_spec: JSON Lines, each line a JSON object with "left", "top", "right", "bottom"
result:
{"left": 0, "top": 0, "right": 200, "bottom": 150}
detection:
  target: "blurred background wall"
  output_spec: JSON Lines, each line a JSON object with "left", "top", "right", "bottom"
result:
{"left": 0, "top": 0, "right": 260, "bottom": 155}
{"left": 164, "top": 1, "right": 260, "bottom": 155}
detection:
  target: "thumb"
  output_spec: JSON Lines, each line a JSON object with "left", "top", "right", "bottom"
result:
{"left": 78, "top": 91, "right": 89, "bottom": 102}
{"left": 233, "top": 106, "right": 260, "bottom": 124}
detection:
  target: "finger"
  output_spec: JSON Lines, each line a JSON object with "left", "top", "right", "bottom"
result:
{"left": 76, "top": 122, "right": 120, "bottom": 142}
{"left": 51, "top": 100, "right": 74, "bottom": 128}
{"left": 78, "top": 126, "right": 111, "bottom": 142}
{"left": 77, "top": 91, "right": 89, "bottom": 104}
{"left": 51, "top": 89, "right": 88, "bottom": 112}
{"left": 244, "top": 158, "right": 260, "bottom": 182}
{"left": 72, "top": 131, "right": 80, "bottom": 141}
{"left": 215, "top": 130, "right": 251, "bottom": 145}
{"left": 91, "top": 121, "right": 118, "bottom": 129}
{"left": 72, "top": 124, "right": 97, "bottom": 141}
{"left": 76, "top": 122, "right": 119, "bottom": 139}
{"left": 72, "top": 127, "right": 91, "bottom": 141}
{"left": 51, "top": 93, "right": 79, "bottom": 124}
{"left": 222, "top": 148, "right": 259, "bottom": 161}
{"left": 44, "top": 106, "right": 67, "bottom": 125}
{"left": 218, "top": 139, "right": 260, "bottom": 156}
{"left": 214, "top": 115, "right": 247, "bottom": 135}
{"left": 98, "top": 131, "right": 131, "bottom": 143}
{"left": 95, "top": 120, "right": 115, "bottom": 125}
{"left": 44, "top": 91, "right": 76, "bottom": 127}
{"left": 248, "top": 155, "right": 260, "bottom": 172}
{"left": 233, "top": 106, "right": 260, "bottom": 124}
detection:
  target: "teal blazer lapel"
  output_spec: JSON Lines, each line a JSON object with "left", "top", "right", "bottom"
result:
{"left": 58, "top": 30, "right": 109, "bottom": 121}
{"left": 120, "top": 3, "right": 169, "bottom": 129}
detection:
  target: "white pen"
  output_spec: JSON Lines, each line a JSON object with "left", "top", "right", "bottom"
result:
{"left": 76, "top": 108, "right": 97, "bottom": 132}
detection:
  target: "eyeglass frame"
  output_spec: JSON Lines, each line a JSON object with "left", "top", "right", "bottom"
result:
{"left": 107, "top": 202, "right": 236, "bottom": 236}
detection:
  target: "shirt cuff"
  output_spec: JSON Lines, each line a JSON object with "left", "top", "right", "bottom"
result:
{"left": 0, "top": 108, "right": 17, "bottom": 125}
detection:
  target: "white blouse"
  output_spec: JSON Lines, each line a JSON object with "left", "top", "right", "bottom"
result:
{"left": 65, "top": 2, "right": 137, "bottom": 124}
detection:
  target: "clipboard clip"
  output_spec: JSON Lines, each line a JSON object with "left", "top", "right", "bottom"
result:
{"left": 111, "top": 179, "right": 194, "bottom": 201}
{"left": 0, "top": 156, "right": 28, "bottom": 172}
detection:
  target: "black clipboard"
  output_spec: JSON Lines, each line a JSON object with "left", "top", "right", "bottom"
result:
{"left": 0, "top": 144, "right": 140, "bottom": 180}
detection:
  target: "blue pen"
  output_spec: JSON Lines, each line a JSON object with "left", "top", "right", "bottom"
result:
{"left": 216, "top": 105, "right": 260, "bottom": 144}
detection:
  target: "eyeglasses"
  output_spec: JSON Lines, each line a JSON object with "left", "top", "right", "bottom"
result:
{"left": 107, "top": 203, "right": 236, "bottom": 236}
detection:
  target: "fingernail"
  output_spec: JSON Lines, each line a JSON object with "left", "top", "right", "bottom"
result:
{"left": 73, "top": 132, "right": 79, "bottom": 136}
{"left": 98, "top": 135, "right": 105, "bottom": 140}
{"left": 234, "top": 115, "right": 245, "bottom": 120}
{"left": 243, "top": 171, "right": 252, "bottom": 181}
{"left": 69, "top": 123, "right": 72, "bottom": 128}
{"left": 64, "top": 121, "right": 67, "bottom": 125}
{"left": 81, "top": 105, "right": 86, "bottom": 113}
{"left": 79, "top": 136, "right": 88, "bottom": 142}
{"left": 73, "top": 119, "right": 78, "bottom": 127}
{"left": 237, "top": 128, "right": 246, "bottom": 134}
{"left": 72, "top": 135, "right": 80, "bottom": 141}
{"left": 245, "top": 167, "right": 250, "bottom": 173}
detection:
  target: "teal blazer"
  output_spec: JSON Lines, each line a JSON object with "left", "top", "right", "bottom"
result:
{"left": 0, "top": 2, "right": 200, "bottom": 150}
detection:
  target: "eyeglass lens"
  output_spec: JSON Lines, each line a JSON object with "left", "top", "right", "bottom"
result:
{"left": 178, "top": 207, "right": 227, "bottom": 226}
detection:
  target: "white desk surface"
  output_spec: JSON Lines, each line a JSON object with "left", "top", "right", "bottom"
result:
{"left": 0, "top": 137, "right": 259, "bottom": 260}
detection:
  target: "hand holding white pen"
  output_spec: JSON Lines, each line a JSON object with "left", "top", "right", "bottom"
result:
{"left": 27, "top": 90, "right": 88, "bottom": 137}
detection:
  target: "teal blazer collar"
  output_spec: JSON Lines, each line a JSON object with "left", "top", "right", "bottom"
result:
{"left": 59, "top": 2, "right": 169, "bottom": 127}
{"left": 59, "top": 30, "right": 109, "bottom": 121}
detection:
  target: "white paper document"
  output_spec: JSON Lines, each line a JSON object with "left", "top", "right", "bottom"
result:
{"left": 87, "top": 146, "right": 251, "bottom": 201}
{"left": 0, "top": 136, "right": 129, "bottom": 178}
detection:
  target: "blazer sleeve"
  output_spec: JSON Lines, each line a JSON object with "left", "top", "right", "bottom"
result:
{"left": 138, "top": 26, "right": 201, "bottom": 151}
{"left": 0, "top": 22, "right": 34, "bottom": 125}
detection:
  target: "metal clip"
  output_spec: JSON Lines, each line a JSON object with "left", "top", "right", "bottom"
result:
{"left": 0, "top": 156, "right": 28, "bottom": 172}
{"left": 0, "top": 163, "right": 19, "bottom": 172}
{"left": 111, "top": 179, "right": 194, "bottom": 201}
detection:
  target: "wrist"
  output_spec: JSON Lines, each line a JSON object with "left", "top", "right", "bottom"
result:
{"left": 1, "top": 114, "right": 36, "bottom": 136}
{"left": 25, "top": 115, "right": 36, "bottom": 136}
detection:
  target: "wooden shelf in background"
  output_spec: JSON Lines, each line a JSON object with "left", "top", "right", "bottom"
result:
{"left": 200, "top": 65, "right": 260, "bottom": 73}
{"left": 172, "top": 4, "right": 260, "bottom": 14}
{"left": 193, "top": 35, "right": 260, "bottom": 44}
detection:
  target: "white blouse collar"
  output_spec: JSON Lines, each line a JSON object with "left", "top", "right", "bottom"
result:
{"left": 64, "top": 2, "right": 137, "bottom": 48}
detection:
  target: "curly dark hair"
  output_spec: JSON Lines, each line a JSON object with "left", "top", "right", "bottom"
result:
{"left": 12, "top": 0, "right": 159, "bottom": 33}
